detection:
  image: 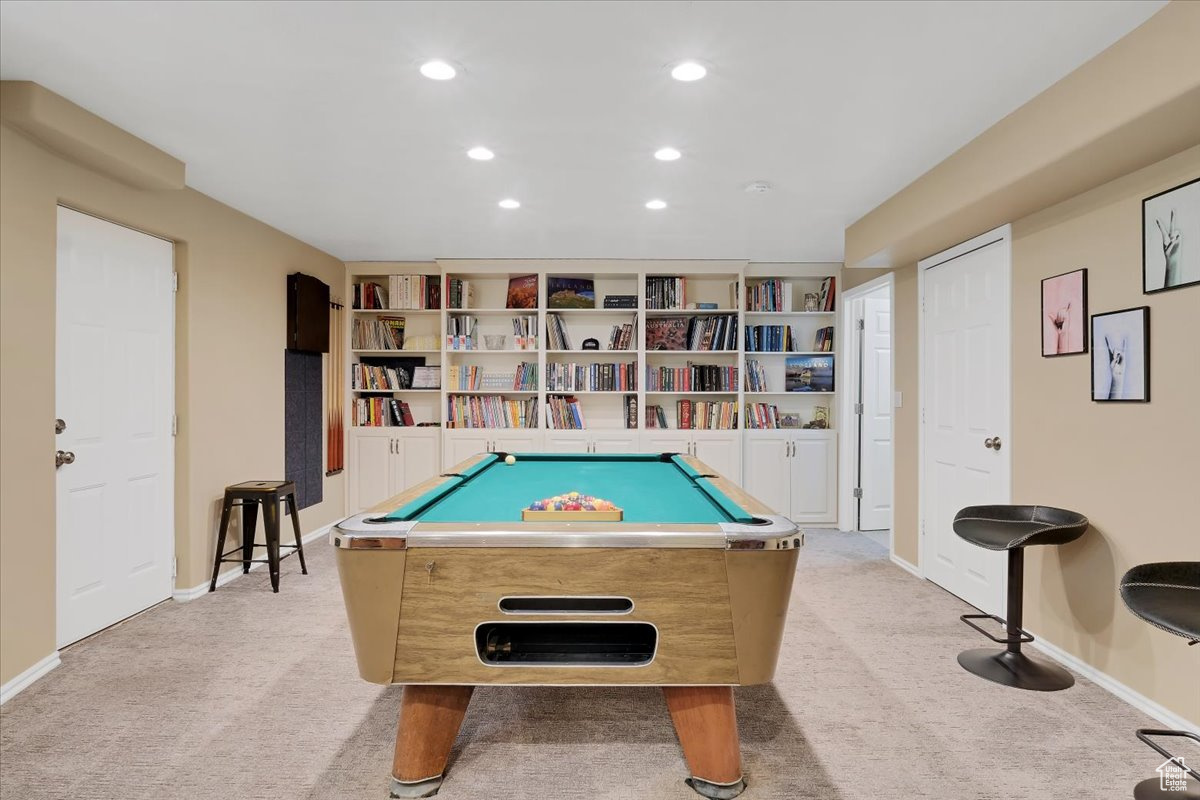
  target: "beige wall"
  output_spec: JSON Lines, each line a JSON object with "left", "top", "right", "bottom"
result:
{"left": 843, "top": 145, "right": 1200, "bottom": 724}
{"left": 0, "top": 122, "right": 346, "bottom": 685}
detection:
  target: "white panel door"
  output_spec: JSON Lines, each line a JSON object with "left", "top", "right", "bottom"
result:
{"left": 858, "top": 289, "right": 893, "bottom": 531}
{"left": 396, "top": 430, "right": 440, "bottom": 492}
{"left": 922, "top": 233, "right": 1011, "bottom": 615}
{"left": 590, "top": 431, "right": 639, "bottom": 454}
{"left": 791, "top": 434, "right": 838, "bottom": 524}
{"left": 56, "top": 207, "right": 174, "bottom": 647}
{"left": 742, "top": 433, "right": 791, "bottom": 517}
{"left": 349, "top": 430, "right": 393, "bottom": 511}
{"left": 692, "top": 431, "right": 742, "bottom": 484}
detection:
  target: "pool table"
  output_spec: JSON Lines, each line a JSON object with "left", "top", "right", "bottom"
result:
{"left": 332, "top": 452, "right": 801, "bottom": 799}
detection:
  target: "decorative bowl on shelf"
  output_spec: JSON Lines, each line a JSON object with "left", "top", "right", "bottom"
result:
{"left": 484, "top": 335, "right": 507, "bottom": 350}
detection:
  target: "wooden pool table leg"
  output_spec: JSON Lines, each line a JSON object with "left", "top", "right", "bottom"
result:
{"left": 662, "top": 686, "right": 746, "bottom": 799}
{"left": 389, "top": 685, "right": 473, "bottom": 798}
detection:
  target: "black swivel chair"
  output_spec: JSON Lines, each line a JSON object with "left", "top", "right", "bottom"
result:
{"left": 952, "top": 504, "right": 1089, "bottom": 691}
{"left": 1120, "top": 562, "right": 1200, "bottom": 800}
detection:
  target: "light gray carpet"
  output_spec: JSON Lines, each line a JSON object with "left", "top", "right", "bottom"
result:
{"left": 0, "top": 532, "right": 1162, "bottom": 799}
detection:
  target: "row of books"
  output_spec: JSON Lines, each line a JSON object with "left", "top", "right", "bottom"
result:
{"left": 447, "top": 396, "right": 537, "bottom": 429}
{"left": 545, "top": 395, "right": 586, "bottom": 429}
{"left": 645, "top": 276, "right": 687, "bottom": 310}
{"left": 645, "top": 404, "right": 669, "bottom": 429}
{"left": 448, "top": 363, "right": 537, "bottom": 391}
{"left": 813, "top": 326, "right": 835, "bottom": 352}
{"left": 545, "top": 313, "right": 574, "bottom": 350}
{"left": 817, "top": 277, "right": 837, "bottom": 312}
{"left": 545, "top": 362, "right": 637, "bottom": 392}
{"left": 744, "top": 325, "right": 796, "bottom": 352}
{"left": 352, "top": 317, "right": 405, "bottom": 350}
{"left": 446, "top": 315, "right": 477, "bottom": 350}
{"left": 607, "top": 319, "right": 636, "bottom": 350}
{"left": 678, "top": 400, "right": 739, "bottom": 430}
{"left": 352, "top": 364, "right": 410, "bottom": 391}
{"left": 645, "top": 315, "right": 738, "bottom": 351}
{"left": 745, "top": 279, "right": 793, "bottom": 313}
{"left": 354, "top": 397, "right": 415, "bottom": 427}
{"left": 744, "top": 359, "right": 769, "bottom": 393}
{"left": 446, "top": 277, "right": 476, "bottom": 309}
{"left": 645, "top": 364, "right": 738, "bottom": 393}
{"left": 745, "top": 403, "right": 783, "bottom": 430}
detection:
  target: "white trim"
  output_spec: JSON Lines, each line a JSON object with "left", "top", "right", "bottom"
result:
{"left": 172, "top": 522, "right": 333, "bottom": 602}
{"left": 0, "top": 651, "right": 61, "bottom": 705}
{"left": 1028, "top": 633, "right": 1200, "bottom": 734}
{"left": 889, "top": 553, "right": 922, "bottom": 579}
{"left": 837, "top": 273, "right": 896, "bottom": 564}
{"left": 917, "top": 224, "right": 1012, "bottom": 615}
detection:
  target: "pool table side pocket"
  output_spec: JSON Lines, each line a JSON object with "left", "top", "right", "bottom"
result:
{"left": 726, "top": 549, "right": 799, "bottom": 685}
{"left": 335, "top": 548, "right": 407, "bottom": 684}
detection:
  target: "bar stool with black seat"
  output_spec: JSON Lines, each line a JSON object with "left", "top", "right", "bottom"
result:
{"left": 1120, "top": 562, "right": 1200, "bottom": 800}
{"left": 209, "top": 481, "right": 308, "bottom": 593}
{"left": 952, "top": 504, "right": 1089, "bottom": 691}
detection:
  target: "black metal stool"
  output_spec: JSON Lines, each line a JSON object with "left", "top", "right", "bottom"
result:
{"left": 209, "top": 481, "right": 308, "bottom": 593}
{"left": 1120, "top": 562, "right": 1200, "bottom": 800}
{"left": 952, "top": 504, "right": 1089, "bottom": 691}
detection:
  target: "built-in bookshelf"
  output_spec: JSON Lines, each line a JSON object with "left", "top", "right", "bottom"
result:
{"left": 345, "top": 263, "right": 839, "bottom": 434}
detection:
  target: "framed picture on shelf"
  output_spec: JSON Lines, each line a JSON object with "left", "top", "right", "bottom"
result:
{"left": 1143, "top": 177, "right": 1199, "bottom": 294}
{"left": 412, "top": 366, "right": 440, "bottom": 389}
{"left": 1041, "top": 268, "right": 1087, "bottom": 356}
{"left": 803, "top": 292, "right": 820, "bottom": 312}
{"left": 779, "top": 413, "right": 801, "bottom": 429}
{"left": 1091, "top": 307, "right": 1150, "bottom": 402}
{"left": 547, "top": 276, "right": 596, "bottom": 309}
{"left": 506, "top": 275, "right": 538, "bottom": 309}
{"left": 786, "top": 355, "right": 834, "bottom": 393}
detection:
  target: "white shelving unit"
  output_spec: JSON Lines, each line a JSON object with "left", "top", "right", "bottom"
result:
{"left": 342, "top": 261, "right": 841, "bottom": 522}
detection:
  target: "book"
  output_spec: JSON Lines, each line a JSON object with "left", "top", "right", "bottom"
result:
{"left": 603, "top": 295, "right": 638, "bottom": 309}
{"left": 506, "top": 275, "right": 538, "bottom": 309}
{"left": 786, "top": 355, "right": 835, "bottom": 392}
{"left": 547, "top": 277, "right": 595, "bottom": 309}
{"left": 645, "top": 316, "right": 689, "bottom": 351}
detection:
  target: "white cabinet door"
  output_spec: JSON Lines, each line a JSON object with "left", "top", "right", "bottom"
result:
{"left": 491, "top": 430, "right": 543, "bottom": 454}
{"left": 543, "top": 431, "right": 591, "bottom": 453}
{"left": 692, "top": 431, "right": 742, "bottom": 484}
{"left": 350, "top": 430, "right": 395, "bottom": 512}
{"left": 742, "top": 433, "right": 792, "bottom": 516}
{"left": 444, "top": 431, "right": 491, "bottom": 468}
{"left": 640, "top": 431, "right": 693, "bottom": 455}
{"left": 791, "top": 433, "right": 838, "bottom": 524}
{"left": 396, "top": 430, "right": 441, "bottom": 493}
{"left": 591, "top": 431, "right": 640, "bottom": 453}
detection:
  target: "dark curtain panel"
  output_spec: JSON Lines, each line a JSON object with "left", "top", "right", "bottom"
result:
{"left": 285, "top": 350, "right": 324, "bottom": 510}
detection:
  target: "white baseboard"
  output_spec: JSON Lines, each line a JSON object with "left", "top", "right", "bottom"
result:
{"left": 172, "top": 522, "right": 333, "bottom": 602}
{"left": 0, "top": 651, "right": 60, "bottom": 705}
{"left": 1028, "top": 633, "right": 1200, "bottom": 734}
{"left": 890, "top": 553, "right": 922, "bottom": 578}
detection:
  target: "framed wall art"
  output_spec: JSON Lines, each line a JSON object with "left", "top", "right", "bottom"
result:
{"left": 1091, "top": 306, "right": 1150, "bottom": 402}
{"left": 1143, "top": 177, "right": 1200, "bottom": 294}
{"left": 1041, "top": 268, "right": 1088, "bottom": 356}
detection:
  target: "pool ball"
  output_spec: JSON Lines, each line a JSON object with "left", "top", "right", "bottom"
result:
{"left": 505, "top": 455, "right": 516, "bottom": 465}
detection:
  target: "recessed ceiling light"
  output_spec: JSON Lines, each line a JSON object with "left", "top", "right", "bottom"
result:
{"left": 645, "top": 199, "right": 667, "bottom": 210}
{"left": 419, "top": 59, "right": 457, "bottom": 80}
{"left": 670, "top": 61, "right": 707, "bottom": 82}
{"left": 654, "top": 147, "right": 682, "bottom": 161}
{"left": 744, "top": 181, "right": 773, "bottom": 194}
{"left": 467, "top": 146, "right": 494, "bottom": 161}
{"left": 498, "top": 198, "right": 521, "bottom": 209}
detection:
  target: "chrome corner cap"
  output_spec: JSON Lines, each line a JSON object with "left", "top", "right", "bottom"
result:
{"left": 331, "top": 513, "right": 414, "bottom": 550}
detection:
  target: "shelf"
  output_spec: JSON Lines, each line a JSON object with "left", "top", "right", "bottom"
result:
{"left": 745, "top": 351, "right": 836, "bottom": 356}
{"left": 547, "top": 349, "right": 636, "bottom": 355}
{"left": 645, "top": 391, "right": 738, "bottom": 396}
{"left": 353, "top": 349, "right": 441, "bottom": 356}
{"left": 645, "top": 308, "right": 738, "bottom": 316}
{"left": 351, "top": 388, "right": 441, "bottom": 393}
{"left": 446, "top": 308, "right": 535, "bottom": 315}
{"left": 351, "top": 308, "right": 441, "bottom": 315}
{"left": 445, "top": 390, "right": 539, "bottom": 395}
{"left": 545, "top": 390, "right": 634, "bottom": 395}
{"left": 447, "top": 349, "right": 540, "bottom": 355}
{"left": 744, "top": 391, "right": 836, "bottom": 397}
{"left": 644, "top": 350, "right": 738, "bottom": 356}
{"left": 745, "top": 310, "right": 834, "bottom": 316}
{"left": 546, "top": 307, "right": 638, "bottom": 315}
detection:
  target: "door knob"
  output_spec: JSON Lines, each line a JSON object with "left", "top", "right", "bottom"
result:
{"left": 984, "top": 437, "right": 1002, "bottom": 451}
{"left": 56, "top": 450, "right": 76, "bottom": 468}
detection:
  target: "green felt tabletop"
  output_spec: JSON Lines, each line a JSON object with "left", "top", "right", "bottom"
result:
{"left": 386, "top": 453, "right": 751, "bottom": 524}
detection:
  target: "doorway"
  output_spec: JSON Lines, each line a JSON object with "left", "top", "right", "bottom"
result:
{"left": 839, "top": 274, "right": 894, "bottom": 542}
{"left": 918, "top": 225, "right": 1012, "bottom": 616}
{"left": 55, "top": 206, "right": 175, "bottom": 647}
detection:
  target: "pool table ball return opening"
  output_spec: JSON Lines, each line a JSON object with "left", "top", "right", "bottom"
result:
{"left": 332, "top": 452, "right": 802, "bottom": 799}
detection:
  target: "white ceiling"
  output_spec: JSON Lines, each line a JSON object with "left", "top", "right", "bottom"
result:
{"left": 0, "top": 0, "right": 1166, "bottom": 263}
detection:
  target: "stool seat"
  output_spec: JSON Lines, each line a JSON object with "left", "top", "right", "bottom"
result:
{"left": 1120, "top": 562, "right": 1200, "bottom": 642}
{"left": 953, "top": 505, "right": 1089, "bottom": 551}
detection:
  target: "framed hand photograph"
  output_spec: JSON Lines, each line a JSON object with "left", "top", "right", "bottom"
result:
{"left": 1041, "top": 268, "right": 1087, "bottom": 356}
{"left": 1143, "top": 177, "right": 1200, "bottom": 294}
{"left": 1090, "top": 307, "right": 1149, "bottom": 403}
